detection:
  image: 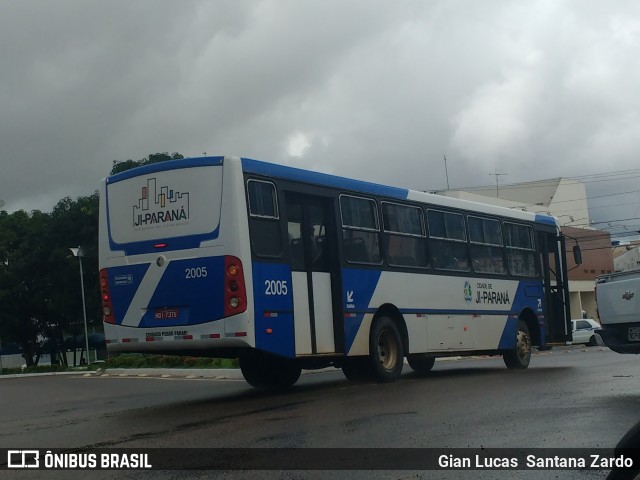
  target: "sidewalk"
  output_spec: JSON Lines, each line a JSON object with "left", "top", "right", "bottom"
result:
{"left": 1, "top": 345, "right": 608, "bottom": 380}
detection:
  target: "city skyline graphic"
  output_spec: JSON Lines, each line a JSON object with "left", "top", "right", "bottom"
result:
{"left": 132, "top": 178, "right": 190, "bottom": 227}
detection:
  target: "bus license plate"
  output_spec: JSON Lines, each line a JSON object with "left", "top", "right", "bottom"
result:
{"left": 628, "top": 327, "right": 640, "bottom": 341}
{"left": 154, "top": 308, "right": 179, "bottom": 320}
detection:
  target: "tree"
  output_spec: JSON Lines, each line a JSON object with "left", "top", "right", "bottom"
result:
{"left": 0, "top": 194, "right": 101, "bottom": 366}
{"left": 111, "top": 152, "right": 184, "bottom": 175}
{"left": 0, "top": 151, "right": 183, "bottom": 365}
{"left": 0, "top": 210, "right": 54, "bottom": 365}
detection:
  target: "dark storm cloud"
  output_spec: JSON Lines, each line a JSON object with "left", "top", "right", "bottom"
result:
{"left": 1, "top": 0, "right": 639, "bottom": 230}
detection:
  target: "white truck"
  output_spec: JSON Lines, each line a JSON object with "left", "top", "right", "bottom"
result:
{"left": 595, "top": 270, "right": 640, "bottom": 354}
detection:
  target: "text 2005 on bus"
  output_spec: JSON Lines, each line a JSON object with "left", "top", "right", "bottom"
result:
{"left": 98, "top": 156, "right": 573, "bottom": 388}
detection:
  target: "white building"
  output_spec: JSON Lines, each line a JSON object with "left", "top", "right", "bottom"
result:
{"left": 614, "top": 246, "right": 640, "bottom": 272}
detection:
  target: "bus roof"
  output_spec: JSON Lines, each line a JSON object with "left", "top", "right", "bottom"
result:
{"left": 240, "top": 157, "right": 558, "bottom": 228}
{"left": 103, "top": 155, "right": 558, "bottom": 228}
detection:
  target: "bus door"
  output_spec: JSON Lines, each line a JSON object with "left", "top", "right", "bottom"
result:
{"left": 538, "top": 231, "right": 571, "bottom": 344}
{"left": 285, "top": 193, "right": 342, "bottom": 355}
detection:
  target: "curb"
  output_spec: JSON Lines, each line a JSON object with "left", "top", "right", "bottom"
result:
{"left": 101, "top": 367, "right": 244, "bottom": 379}
{"left": 0, "top": 371, "right": 86, "bottom": 380}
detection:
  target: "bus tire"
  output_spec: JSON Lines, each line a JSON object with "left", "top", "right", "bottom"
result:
{"left": 407, "top": 355, "right": 436, "bottom": 373}
{"left": 368, "top": 316, "right": 404, "bottom": 383}
{"left": 503, "top": 320, "right": 531, "bottom": 370}
{"left": 342, "top": 357, "right": 373, "bottom": 382}
{"left": 240, "top": 352, "right": 301, "bottom": 389}
{"left": 271, "top": 359, "right": 302, "bottom": 388}
{"left": 240, "top": 352, "right": 270, "bottom": 388}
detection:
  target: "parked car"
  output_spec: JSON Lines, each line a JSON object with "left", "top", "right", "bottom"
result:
{"left": 571, "top": 318, "right": 602, "bottom": 346}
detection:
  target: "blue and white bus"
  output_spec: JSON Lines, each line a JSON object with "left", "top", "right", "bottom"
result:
{"left": 99, "top": 156, "right": 572, "bottom": 387}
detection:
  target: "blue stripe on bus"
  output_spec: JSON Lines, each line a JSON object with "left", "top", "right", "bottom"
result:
{"left": 139, "top": 256, "right": 226, "bottom": 327}
{"left": 106, "top": 156, "right": 224, "bottom": 184}
{"left": 241, "top": 158, "right": 409, "bottom": 199}
{"left": 106, "top": 226, "right": 220, "bottom": 256}
{"left": 252, "top": 262, "right": 295, "bottom": 358}
{"left": 106, "top": 264, "right": 151, "bottom": 325}
{"left": 498, "top": 280, "right": 544, "bottom": 349}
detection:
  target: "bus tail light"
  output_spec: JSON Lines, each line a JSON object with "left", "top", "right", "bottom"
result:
{"left": 224, "top": 256, "right": 247, "bottom": 317}
{"left": 100, "top": 269, "right": 115, "bottom": 324}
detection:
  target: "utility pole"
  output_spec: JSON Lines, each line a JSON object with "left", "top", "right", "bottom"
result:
{"left": 443, "top": 155, "right": 450, "bottom": 190}
{"left": 489, "top": 171, "right": 508, "bottom": 197}
{"left": 69, "top": 247, "right": 90, "bottom": 365}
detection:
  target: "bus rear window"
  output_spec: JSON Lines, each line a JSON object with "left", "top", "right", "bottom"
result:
{"left": 107, "top": 165, "right": 222, "bottom": 246}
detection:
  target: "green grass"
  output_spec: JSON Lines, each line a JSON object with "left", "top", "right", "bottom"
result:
{"left": 0, "top": 364, "right": 73, "bottom": 375}
{"left": 0, "top": 354, "right": 239, "bottom": 375}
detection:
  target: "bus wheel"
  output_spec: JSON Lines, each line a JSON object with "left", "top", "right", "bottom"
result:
{"left": 239, "top": 352, "right": 270, "bottom": 388}
{"left": 271, "top": 359, "right": 301, "bottom": 388}
{"left": 407, "top": 355, "right": 436, "bottom": 373}
{"left": 342, "top": 357, "right": 373, "bottom": 382}
{"left": 503, "top": 320, "right": 531, "bottom": 370}
{"left": 369, "top": 316, "right": 404, "bottom": 383}
{"left": 240, "top": 352, "right": 301, "bottom": 389}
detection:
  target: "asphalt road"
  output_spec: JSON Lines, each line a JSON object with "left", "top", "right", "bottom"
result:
{"left": 2, "top": 346, "right": 640, "bottom": 479}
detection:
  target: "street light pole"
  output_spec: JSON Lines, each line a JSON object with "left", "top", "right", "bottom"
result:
{"left": 0, "top": 201, "right": 5, "bottom": 372}
{"left": 69, "top": 247, "right": 90, "bottom": 365}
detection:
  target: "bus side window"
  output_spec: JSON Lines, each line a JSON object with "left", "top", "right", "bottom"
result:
{"left": 504, "top": 222, "right": 536, "bottom": 277}
{"left": 382, "top": 202, "right": 428, "bottom": 268}
{"left": 468, "top": 216, "right": 506, "bottom": 275}
{"left": 340, "top": 195, "right": 382, "bottom": 265}
{"left": 427, "top": 210, "right": 469, "bottom": 271}
{"left": 247, "top": 180, "right": 282, "bottom": 257}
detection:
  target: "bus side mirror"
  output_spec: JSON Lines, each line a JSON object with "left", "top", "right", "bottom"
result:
{"left": 573, "top": 245, "right": 582, "bottom": 265}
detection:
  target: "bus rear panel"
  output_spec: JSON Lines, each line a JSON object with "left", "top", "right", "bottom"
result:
{"left": 99, "top": 156, "right": 255, "bottom": 355}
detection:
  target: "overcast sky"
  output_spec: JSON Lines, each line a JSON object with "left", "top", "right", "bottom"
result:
{"left": 2, "top": 0, "right": 640, "bottom": 238}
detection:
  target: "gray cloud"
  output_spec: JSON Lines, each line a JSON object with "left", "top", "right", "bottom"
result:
{"left": 1, "top": 0, "right": 639, "bottom": 230}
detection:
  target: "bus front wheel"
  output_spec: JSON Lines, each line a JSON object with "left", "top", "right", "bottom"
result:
{"left": 503, "top": 320, "right": 531, "bottom": 370}
{"left": 368, "top": 316, "right": 404, "bottom": 383}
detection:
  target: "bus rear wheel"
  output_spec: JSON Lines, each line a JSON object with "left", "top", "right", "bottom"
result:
{"left": 503, "top": 320, "right": 531, "bottom": 370}
{"left": 240, "top": 351, "right": 301, "bottom": 389}
{"left": 407, "top": 355, "right": 436, "bottom": 373}
{"left": 368, "top": 316, "right": 404, "bottom": 383}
